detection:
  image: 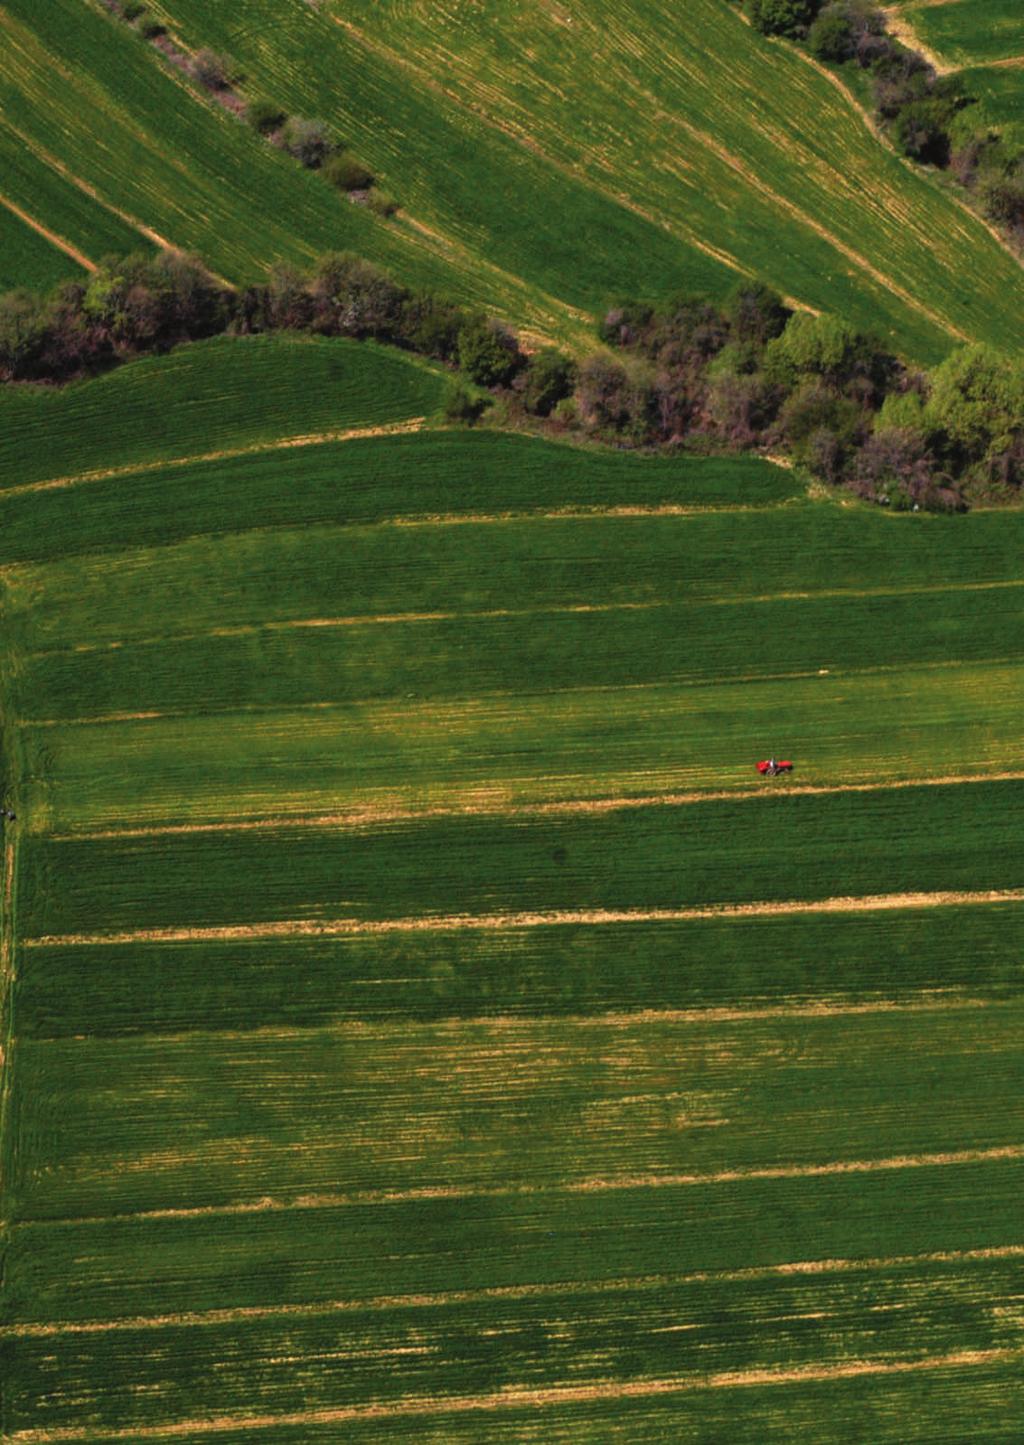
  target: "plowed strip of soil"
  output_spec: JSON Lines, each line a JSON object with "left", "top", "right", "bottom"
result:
{"left": 7, "top": 1349, "right": 1018, "bottom": 1439}
{"left": 10, "top": 419, "right": 427, "bottom": 497}
{"left": 0, "top": 192, "right": 95, "bottom": 270}
{"left": 25, "top": 890, "right": 1024, "bottom": 948}
{"left": 25, "top": 1144, "right": 1024, "bottom": 1226}
{"left": 63, "top": 771, "right": 1024, "bottom": 841}
{"left": 9, "top": 1242, "right": 1023, "bottom": 1339}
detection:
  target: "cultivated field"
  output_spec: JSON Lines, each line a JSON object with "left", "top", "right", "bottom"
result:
{"left": 898, "top": 0, "right": 1024, "bottom": 69}
{"left": 4, "top": 0, "right": 1024, "bottom": 357}
{"left": 2, "top": 340, "right": 1024, "bottom": 1439}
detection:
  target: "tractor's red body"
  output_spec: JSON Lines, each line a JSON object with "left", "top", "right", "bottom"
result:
{"left": 757, "top": 759, "right": 794, "bottom": 775}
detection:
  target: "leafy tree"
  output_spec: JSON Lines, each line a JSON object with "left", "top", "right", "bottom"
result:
{"left": 724, "top": 281, "right": 790, "bottom": 346}
{"left": 191, "top": 49, "right": 233, "bottom": 90}
{"left": 523, "top": 349, "right": 575, "bottom": 416}
{"left": 280, "top": 117, "right": 335, "bottom": 169}
{"left": 0, "top": 289, "right": 48, "bottom": 379}
{"left": 323, "top": 151, "right": 374, "bottom": 192}
{"left": 246, "top": 97, "right": 286, "bottom": 134}
{"left": 746, "top": 0, "right": 819, "bottom": 37}
{"left": 457, "top": 316, "right": 523, "bottom": 386}
{"left": 808, "top": 5, "right": 856, "bottom": 61}
{"left": 925, "top": 345, "right": 1024, "bottom": 484}
{"left": 443, "top": 379, "right": 489, "bottom": 423}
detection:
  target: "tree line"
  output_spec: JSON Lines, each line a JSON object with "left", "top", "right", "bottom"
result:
{"left": 2, "top": 252, "right": 1021, "bottom": 509}
{"left": 744, "top": 0, "right": 1024, "bottom": 247}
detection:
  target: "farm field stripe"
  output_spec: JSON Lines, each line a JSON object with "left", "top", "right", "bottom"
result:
{"left": 0, "top": 191, "right": 96, "bottom": 271}
{"left": 51, "top": 773, "right": 1024, "bottom": 836}
{"left": 9, "top": 1242, "right": 1024, "bottom": 1339}
{"left": 24, "top": 891, "right": 1024, "bottom": 949}
{"left": 28, "top": 995, "right": 997, "bottom": 1048}
{"left": 0, "top": 117, "right": 183, "bottom": 259}
{"left": 35, "top": 577, "right": 1024, "bottom": 660}
{"left": 6, "top": 1350, "right": 1019, "bottom": 1439}
{"left": 20, "top": 1145, "right": 1024, "bottom": 1228}
{"left": 7, "top": 419, "right": 428, "bottom": 497}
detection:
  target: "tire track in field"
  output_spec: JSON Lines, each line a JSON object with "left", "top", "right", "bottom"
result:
{"left": 0, "top": 192, "right": 96, "bottom": 271}
{"left": 24, "top": 892, "right": 1024, "bottom": 949}
{"left": 8, "top": 1241, "right": 1024, "bottom": 1338}
{"left": 6, "top": 1349, "right": 1020, "bottom": 1439}
{"left": 6, "top": 418, "right": 428, "bottom": 498}
{"left": 59, "top": 772, "right": 1024, "bottom": 841}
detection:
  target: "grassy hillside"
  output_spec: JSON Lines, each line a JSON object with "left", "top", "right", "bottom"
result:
{"left": 2, "top": 344, "right": 1024, "bottom": 1438}
{"left": 4, "top": 0, "right": 1024, "bottom": 359}
{"left": 902, "top": 0, "right": 1024, "bottom": 68}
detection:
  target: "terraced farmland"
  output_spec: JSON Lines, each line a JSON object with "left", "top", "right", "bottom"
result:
{"left": 4, "top": 0, "right": 1024, "bottom": 357}
{"left": 2, "top": 341, "right": 1024, "bottom": 1439}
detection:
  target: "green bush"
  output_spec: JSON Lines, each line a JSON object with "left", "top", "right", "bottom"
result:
{"left": 366, "top": 190, "right": 399, "bottom": 218}
{"left": 457, "top": 316, "right": 523, "bottom": 387}
{"left": 807, "top": 5, "right": 856, "bottom": 61}
{"left": 523, "top": 348, "right": 576, "bottom": 416}
{"left": 191, "top": 49, "right": 233, "bottom": 90}
{"left": 246, "top": 98, "right": 287, "bottom": 135}
{"left": 323, "top": 151, "right": 375, "bottom": 192}
{"left": 139, "top": 18, "right": 166, "bottom": 38}
{"left": 121, "top": 1, "right": 146, "bottom": 19}
{"left": 443, "top": 379, "right": 489, "bottom": 423}
{"left": 279, "top": 116, "right": 335, "bottom": 169}
{"left": 746, "top": 0, "right": 819, "bottom": 37}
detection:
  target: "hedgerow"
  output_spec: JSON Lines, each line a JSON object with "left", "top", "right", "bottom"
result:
{"left": 2, "top": 253, "right": 1021, "bottom": 508}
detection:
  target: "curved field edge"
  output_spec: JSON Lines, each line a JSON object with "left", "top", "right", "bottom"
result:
{"left": 0, "top": 335, "right": 449, "bottom": 490}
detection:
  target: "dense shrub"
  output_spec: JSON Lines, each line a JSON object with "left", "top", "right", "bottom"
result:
{"left": 139, "top": 18, "right": 166, "bottom": 38}
{"left": 246, "top": 98, "right": 287, "bottom": 135}
{"left": 522, "top": 348, "right": 576, "bottom": 416}
{"left": 279, "top": 117, "right": 335, "bottom": 169}
{"left": 121, "top": 1, "right": 146, "bottom": 19}
{"left": 443, "top": 379, "right": 489, "bottom": 423}
{"left": 457, "top": 316, "right": 524, "bottom": 387}
{"left": 323, "top": 151, "right": 375, "bottom": 192}
{"left": 807, "top": 4, "right": 856, "bottom": 61}
{"left": 746, "top": 0, "right": 819, "bottom": 37}
{"left": 191, "top": 49, "right": 233, "bottom": 90}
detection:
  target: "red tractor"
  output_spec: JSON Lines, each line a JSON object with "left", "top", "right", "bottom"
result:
{"left": 757, "top": 758, "right": 794, "bottom": 776}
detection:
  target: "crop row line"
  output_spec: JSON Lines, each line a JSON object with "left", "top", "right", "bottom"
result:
{"left": 7, "top": 1239, "right": 1024, "bottom": 1338}
{"left": 7, "top": 1347, "right": 1022, "bottom": 1440}
{"left": 13, "top": 1143, "right": 1024, "bottom": 1230}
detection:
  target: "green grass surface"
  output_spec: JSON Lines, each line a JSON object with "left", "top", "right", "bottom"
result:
{"left": 904, "top": 0, "right": 1024, "bottom": 67}
{"left": 5, "top": 0, "right": 1024, "bottom": 358}
{"left": 964, "top": 64, "right": 1024, "bottom": 128}
{"left": 0, "top": 200, "right": 82, "bottom": 293}
{"left": 3, "top": 241, "right": 1024, "bottom": 1438}
{"left": 0, "top": 334, "right": 446, "bottom": 490}
{"left": 151, "top": 0, "right": 1024, "bottom": 361}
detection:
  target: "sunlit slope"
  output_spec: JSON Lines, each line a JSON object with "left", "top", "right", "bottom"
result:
{"left": 5, "top": 0, "right": 1024, "bottom": 358}
{"left": 157, "top": 0, "right": 1024, "bottom": 360}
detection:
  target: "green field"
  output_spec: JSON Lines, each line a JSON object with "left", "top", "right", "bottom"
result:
{"left": 1, "top": 340, "right": 1024, "bottom": 1438}
{"left": 3, "top": 0, "right": 1024, "bottom": 1435}
{"left": 3, "top": 0, "right": 1024, "bottom": 357}
{"left": 902, "top": 0, "right": 1024, "bottom": 68}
